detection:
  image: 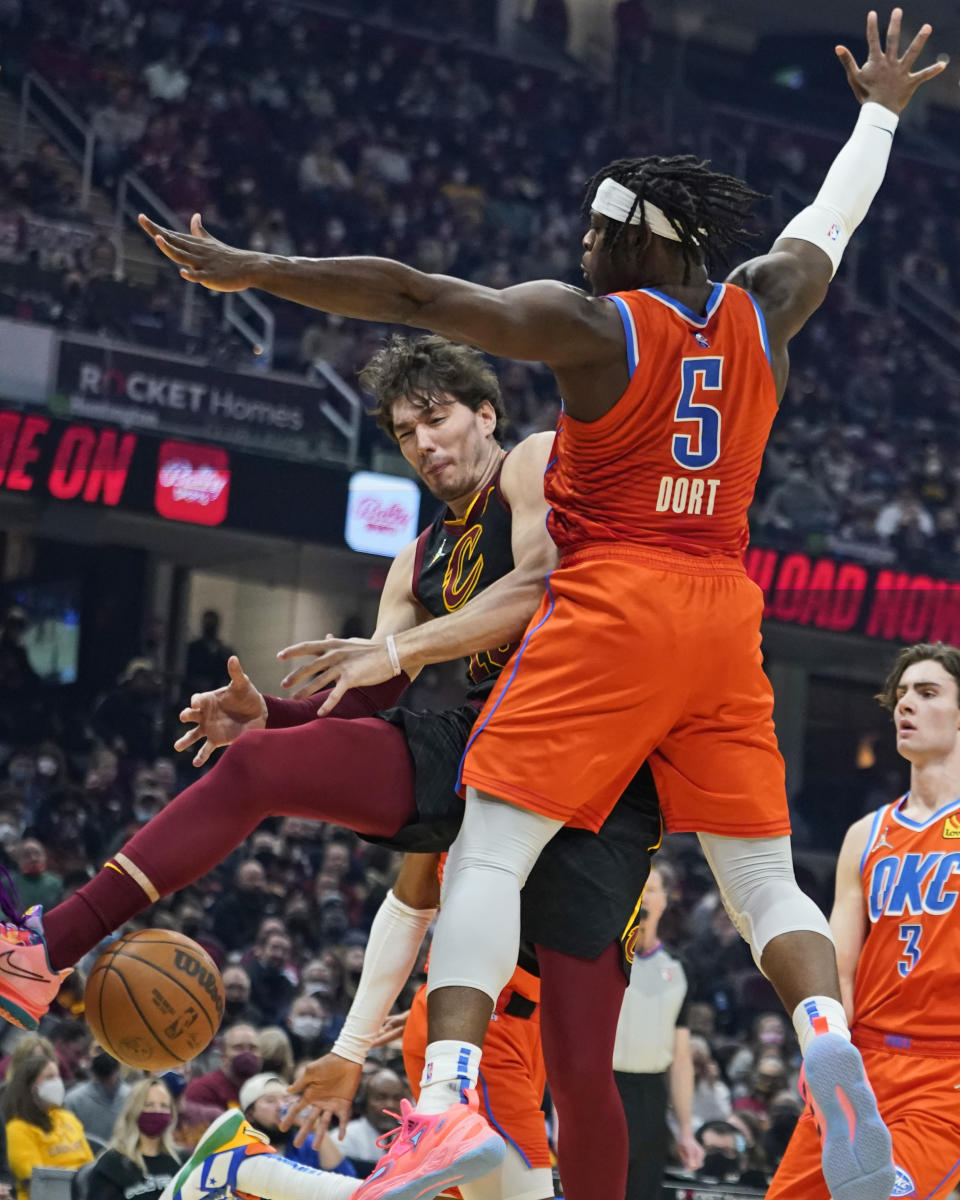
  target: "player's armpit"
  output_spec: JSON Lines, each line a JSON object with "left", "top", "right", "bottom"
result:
{"left": 728, "top": 245, "right": 831, "bottom": 353}
{"left": 499, "top": 431, "right": 559, "bottom": 584}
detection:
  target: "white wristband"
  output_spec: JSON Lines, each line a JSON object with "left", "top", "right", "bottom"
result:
{"left": 385, "top": 634, "right": 402, "bottom": 677}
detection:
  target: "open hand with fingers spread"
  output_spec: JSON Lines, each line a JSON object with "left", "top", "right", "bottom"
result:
{"left": 278, "top": 636, "right": 398, "bottom": 716}
{"left": 174, "top": 654, "right": 268, "bottom": 766}
{"left": 282, "top": 1053, "right": 364, "bottom": 1146}
{"left": 138, "top": 212, "right": 262, "bottom": 291}
{"left": 836, "top": 7, "right": 946, "bottom": 113}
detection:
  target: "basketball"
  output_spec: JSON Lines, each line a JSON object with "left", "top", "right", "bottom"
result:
{"left": 84, "top": 930, "right": 224, "bottom": 1070}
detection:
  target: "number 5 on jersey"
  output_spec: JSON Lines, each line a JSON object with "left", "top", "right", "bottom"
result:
{"left": 672, "top": 357, "right": 722, "bottom": 470}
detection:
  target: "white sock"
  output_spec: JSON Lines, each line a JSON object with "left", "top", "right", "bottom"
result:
{"left": 236, "top": 1153, "right": 358, "bottom": 1200}
{"left": 416, "top": 1039, "right": 482, "bottom": 1114}
{"left": 792, "top": 995, "right": 851, "bottom": 1056}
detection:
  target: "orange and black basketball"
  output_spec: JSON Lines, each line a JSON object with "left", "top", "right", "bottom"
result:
{"left": 84, "top": 930, "right": 224, "bottom": 1070}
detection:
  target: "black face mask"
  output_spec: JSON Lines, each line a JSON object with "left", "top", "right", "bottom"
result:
{"left": 91, "top": 1051, "right": 117, "bottom": 1081}
{"left": 701, "top": 1151, "right": 739, "bottom": 1180}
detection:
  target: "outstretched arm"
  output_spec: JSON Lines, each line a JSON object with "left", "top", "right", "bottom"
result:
{"left": 730, "top": 8, "right": 945, "bottom": 377}
{"left": 138, "top": 215, "right": 623, "bottom": 370}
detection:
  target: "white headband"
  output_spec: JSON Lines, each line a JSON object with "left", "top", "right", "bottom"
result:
{"left": 592, "top": 177, "right": 696, "bottom": 243}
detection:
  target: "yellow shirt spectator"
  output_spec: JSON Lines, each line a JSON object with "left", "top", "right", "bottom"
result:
{"left": 2, "top": 1058, "right": 93, "bottom": 1200}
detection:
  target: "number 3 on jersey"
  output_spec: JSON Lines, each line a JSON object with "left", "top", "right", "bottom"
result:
{"left": 672, "top": 357, "right": 722, "bottom": 470}
{"left": 897, "top": 922, "right": 922, "bottom": 978}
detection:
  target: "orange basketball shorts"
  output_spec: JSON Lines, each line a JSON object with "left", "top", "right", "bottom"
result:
{"left": 768, "top": 1038, "right": 960, "bottom": 1200}
{"left": 460, "top": 545, "right": 789, "bottom": 837}
{"left": 402, "top": 983, "right": 551, "bottom": 1170}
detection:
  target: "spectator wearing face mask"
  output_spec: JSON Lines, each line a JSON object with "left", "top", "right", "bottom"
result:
{"left": 694, "top": 1120, "right": 752, "bottom": 1187}
{"left": 64, "top": 1050, "right": 130, "bottom": 1146}
{"left": 732, "top": 1051, "right": 789, "bottom": 1120}
{"left": 85, "top": 1078, "right": 182, "bottom": 1200}
{"left": 246, "top": 931, "right": 295, "bottom": 1025}
{"left": 725, "top": 1011, "right": 791, "bottom": 1095}
{"left": 238, "top": 1073, "right": 356, "bottom": 1176}
{"left": 183, "top": 1024, "right": 262, "bottom": 1111}
{"left": 9, "top": 839, "right": 62, "bottom": 910}
{"left": 3, "top": 1055, "right": 93, "bottom": 1200}
{"left": 285, "top": 993, "right": 335, "bottom": 1061}
{"left": 220, "top": 966, "right": 263, "bottom": 1029}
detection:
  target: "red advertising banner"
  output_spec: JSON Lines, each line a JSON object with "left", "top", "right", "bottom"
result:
{"left": 745, "top": 546, "right": 960, "bottom": 644}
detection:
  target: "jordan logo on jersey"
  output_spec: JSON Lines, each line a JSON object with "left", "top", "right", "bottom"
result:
{"left": 943, "top": 815, "right": 960, "bottom": 839}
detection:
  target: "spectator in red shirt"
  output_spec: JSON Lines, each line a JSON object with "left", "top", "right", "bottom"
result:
{"left": 182, "top": 1024, "right": 262, "bottom": 1112}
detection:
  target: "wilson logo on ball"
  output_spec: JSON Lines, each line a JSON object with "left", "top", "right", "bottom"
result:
{"left": 173, "top": 950, "right": 225, "bottom": 1019}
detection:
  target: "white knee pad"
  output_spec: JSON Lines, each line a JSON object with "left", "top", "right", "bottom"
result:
{"left": 441, "top": 788, "right": 562, "bottom": 903}
{"left": 428, "top": 789, "right": 561, "bottom": 1000}
{"left": 697, "top": 834, "right": 833, "bottom": 969}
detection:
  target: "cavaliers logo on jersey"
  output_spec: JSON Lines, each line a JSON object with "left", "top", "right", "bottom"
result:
{"left": 943, "top": 815, "right": 960, "bottom": 840}
{"left": 621, "top": 922, "right": 641, "bottom": 966}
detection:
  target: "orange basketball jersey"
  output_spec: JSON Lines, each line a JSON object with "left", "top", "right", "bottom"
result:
{"left": 855, "top": 796, "right": 960, "bottom": 1045}
{"left": 545, "top": 283, "right": 777, "bottom": 559}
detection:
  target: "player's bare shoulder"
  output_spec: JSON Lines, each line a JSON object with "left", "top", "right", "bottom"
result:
{"left": 839, "top": 809, "right": 881, "bottom": 869}
{"left": 499, "top": 430, "right": 556, "bottom": 500}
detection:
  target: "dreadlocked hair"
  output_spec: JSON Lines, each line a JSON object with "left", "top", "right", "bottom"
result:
{"left": 582, "top": 155, "right": 764, "bottom": 281}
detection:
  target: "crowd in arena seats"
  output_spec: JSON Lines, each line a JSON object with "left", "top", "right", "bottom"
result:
{"left": 1, "top": 2, "right": 960, "bottom": 569}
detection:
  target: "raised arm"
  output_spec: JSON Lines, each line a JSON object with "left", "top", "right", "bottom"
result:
{"left": 729, "top": 8, "right": 945, "bottom": 390}
{"left": 138, "top": 215, "right": 624, "bottom": 370}
{"left": 829, "top": 813, "right": 873, "bottom": 1023}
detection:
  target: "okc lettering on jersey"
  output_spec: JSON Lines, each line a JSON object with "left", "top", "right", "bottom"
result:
{"left": 868, "top": 851, "right": 960, "bottom": 921}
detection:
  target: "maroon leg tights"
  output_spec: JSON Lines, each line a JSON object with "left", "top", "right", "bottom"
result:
{"left": 44, "top": 716, "right": 417, "bottom": 969}
{"left": 536, "top": 941, "right": 629, "bottom": 1200}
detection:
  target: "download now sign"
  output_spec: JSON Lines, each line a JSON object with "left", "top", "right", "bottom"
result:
{"left": 745, "top": 547, "right": 960, "bottom": 643}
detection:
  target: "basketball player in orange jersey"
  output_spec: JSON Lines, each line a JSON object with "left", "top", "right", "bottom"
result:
{"left": 135, "top": 13, "right": 944, "bottom": 1200}
{"left": 0, "top": 336, "right": 659, "bottom": 1200}
{"left": 769, "top": 641, "right": 960, "bottom": 1200}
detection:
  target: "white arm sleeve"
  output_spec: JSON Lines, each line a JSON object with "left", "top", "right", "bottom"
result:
{"left": 777, "top": 101, "right": 899, "bottom": 277}
{"left": 332, "top": 889, "right": 436, "bottom": 1065}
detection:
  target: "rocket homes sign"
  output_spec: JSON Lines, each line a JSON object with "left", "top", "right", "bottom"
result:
{"left": 55, "top": 338, "right": 327, "bottom": 459}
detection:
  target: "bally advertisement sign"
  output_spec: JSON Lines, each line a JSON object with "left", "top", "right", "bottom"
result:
{"left": 0, "top": 407, "right": 380, "bottom": 547}
{"left": 345, "top": 471, "right": 421, "bottom": 557}
{"left": 0, "top": 410, "right": 230, "bottom": 527}
{"left": 54, "top": 338, "right": 328, "bottom": 460}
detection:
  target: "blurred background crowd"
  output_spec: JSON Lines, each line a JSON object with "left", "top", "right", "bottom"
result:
{"left": 1, "top": 0, "right": 960, "bottom": 570}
